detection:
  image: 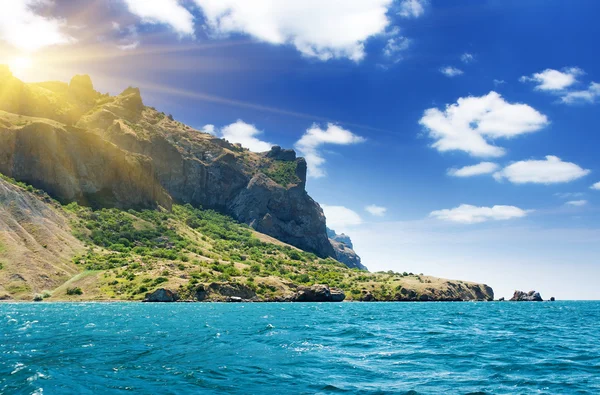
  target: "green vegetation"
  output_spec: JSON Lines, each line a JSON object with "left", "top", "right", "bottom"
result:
{"left": 262, "top": 160, "right": 300, "bottom": 186}
{"left": 66, "top": 287, "right": 83, "bottom": 295}
{"left": 60, "top": 201, "right": 425, "bottom": 300}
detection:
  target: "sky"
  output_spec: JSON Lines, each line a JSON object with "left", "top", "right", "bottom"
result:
{"left": 1, "top": 0, "right": 599, "bottom": 299}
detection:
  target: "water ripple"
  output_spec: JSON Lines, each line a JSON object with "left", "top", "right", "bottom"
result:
{"left": 0, "top": 302, "right": 599, "bottom": 394}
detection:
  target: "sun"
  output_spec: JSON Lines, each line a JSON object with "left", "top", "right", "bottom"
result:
{"left": 8, "top": 56, "right": 33, "bottom": 78}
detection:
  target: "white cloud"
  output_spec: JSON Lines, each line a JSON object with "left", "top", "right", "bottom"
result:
{"left": 493, "top": 79, "right": 505, "bottom": 86}
{"left": 494, "top": 156, "right": 590, "bottom": 184}
{"left": 321, "top": 204, "right": 363, "bottom": 232}
{"left": 566, "top": 200, "right": 587, "bottom": 207}
{"left": 419, "top": 91, "right": 549, "bottom": 157}
{"left": 383, "top": 36, "right": 410, "bottom": 59}
{"left": 0, "top": 0, "right": 75, "bottom": 52}
{"left": 447, "top": 162, "right": 499, "bottom": 177}
{"left": 520, "top": 67, "right": 583, "bottom": 91}
{"left": 365, "top": 205, "right": 387, "bottom": 217}
{"left": 220, "top": 120, "right": 273, "bottom": 152}
{"left": 295, "top": 123, "right": 365, "bottom": 178}
{"left": 117, "top": 41, "right": 140, "bottom": 51}
{"left": 440, "top": 66, "right": 463, "bottom": 77}
{"left": 202, "top": 124, "right": 216, "bottom": 135}
{"left": 430, "top": 204, "right": 529, "bottom": 224}
{"left": 123, "top": 0, "right": 195, "bottom": 37}
{"left": 555, "top": 192, "right": 584, "bottom": 199}
{"left": 591, "top": 182, "right": 600, "bottom": 190}
{"left": 398, "top": 0, "right": 427, "bottom": 18}
{"left": 561, "top": 82, "right": 600, "bottom": 104}
{"left": 461, "top": 53, "right": 474, "bottom": 63}
{"left": 193, "top": 0, "right": 393, "bottom": 62}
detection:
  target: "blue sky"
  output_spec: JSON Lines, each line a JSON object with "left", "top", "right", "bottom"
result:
{"left": 2, "top": 0, "right": 600, "bottom": 299}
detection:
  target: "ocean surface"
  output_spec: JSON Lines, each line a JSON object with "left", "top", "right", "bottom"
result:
{"left": 1, "top": 302, "right": 599, "bottom": 395}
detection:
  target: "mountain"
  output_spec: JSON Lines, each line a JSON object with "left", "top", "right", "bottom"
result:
{"left": 0, "top": 68, "right": 333, "bottom": 258}
{"left": 0, "top": 68, "right": 494, "bottom": 302}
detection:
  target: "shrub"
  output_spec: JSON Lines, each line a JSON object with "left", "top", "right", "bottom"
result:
{"left": 66, "top": 287, "right": 83, "bottom": 296}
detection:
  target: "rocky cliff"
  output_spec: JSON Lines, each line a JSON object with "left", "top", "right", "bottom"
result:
{"left": 327, "top": 228, "right": 367, "bottom": 270}
{"left": 0, "top": 71, "right": 333, "bottom": 257}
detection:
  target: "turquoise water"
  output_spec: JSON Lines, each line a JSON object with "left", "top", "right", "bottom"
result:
{"left": 1, "top": 302, "right": 599, "bottom": 394}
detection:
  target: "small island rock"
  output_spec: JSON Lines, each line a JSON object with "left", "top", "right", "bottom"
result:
{"left": 510, "top": 290, "right": 543, "bottom": 302}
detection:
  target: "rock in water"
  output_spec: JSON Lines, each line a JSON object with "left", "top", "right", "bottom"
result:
{"left": 330, "top": 288, "right": 346, "bottom": 302}
{"left": 510, "top": 290, "right": 543, "bottom": 301}
{"left": 144, "top": 288, "right": 179, "bottom": 302}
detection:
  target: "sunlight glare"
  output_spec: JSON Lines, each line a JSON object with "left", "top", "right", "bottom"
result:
{"left": 8, "top": 56, "right": 33, "bottom": 78}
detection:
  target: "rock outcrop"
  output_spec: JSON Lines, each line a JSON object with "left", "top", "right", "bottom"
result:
{"left": 327, "top": 228, "right": 367, "bottom": 270}
{"left": 265, "top": 146, "right": 296, "bottom": 161}
{"left": 195, "top": 282, "right": 257, "bottom": 302}
{"left": 0, "top": 113, "right": 171, "bottom": 209}
{"left": 510, "top": 290, "right": 543, "bottom": 301}
{"left": 143, "top": 288, "right": 179, "bottom": 302}
{"left": 290, "top": 284, "right": 345, "bottom": 302}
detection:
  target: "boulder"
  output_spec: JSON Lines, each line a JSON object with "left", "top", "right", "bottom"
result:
{"left": 550, "top": 297, "right": 556, "bottom": 302}
{"left": 498, "top": 297, "right": 505, "bottom": 301}
{"left": 143, "top": 288, "right": 179, "bottom": 302}
{"left": 291, "top": 284, "right": 344, "bottom": 302}
{"left": 330, "top": 288, "right": 346, "bottom": 302}
{"left": 360, "top": 291, "right": 377, "bottom": 302}
{"left": 510, "top": 290, "right": 543, "bottom": 302}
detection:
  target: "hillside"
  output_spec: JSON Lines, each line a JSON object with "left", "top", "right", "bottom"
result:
{"left": 0, "top": 68, "right": 494, "bottom": 302}
{"left": 0, "top": 176, "right": 493, "bottom": 302}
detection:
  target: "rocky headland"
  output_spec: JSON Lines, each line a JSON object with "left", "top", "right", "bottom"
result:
{"left": 0, "top": 69, "right": 494, "bottom": 303}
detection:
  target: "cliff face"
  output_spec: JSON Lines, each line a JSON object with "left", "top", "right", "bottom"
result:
{"left": 0, "top": 72, "right": 334, "bottom": 257}
{"left": 0, "top": 111, "right": 171, "bottom": 209}
{"left": 327, "top": 228, "right": 367, "bottom": 270}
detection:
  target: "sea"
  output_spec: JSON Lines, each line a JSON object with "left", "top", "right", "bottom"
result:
{"left": 1, "top": 302, "right": 599, "bottom": 394}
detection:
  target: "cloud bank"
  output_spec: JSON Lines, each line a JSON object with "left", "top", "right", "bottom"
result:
{"left": 217, "top": 120, "right": 274, "bottom": 152}
{"left": 295, "top": 123, "right": 365, "bottom": 178}
{"left": 494, "top": 156, "right": 590, "bottom": 184}
{"left": 420, "top": 92, "right": 548, "bottom": 157}
{"left": 193, "top": 0, "right": 393, "bottom": 61}
{"left": 0, "top": 0, "right": 75, "bottom": 52}
{"left": 321, "top": 204, "right": 363, "bottom": 232}
{"left": 123, "top": 0, "right": 195, "bottom": 36}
